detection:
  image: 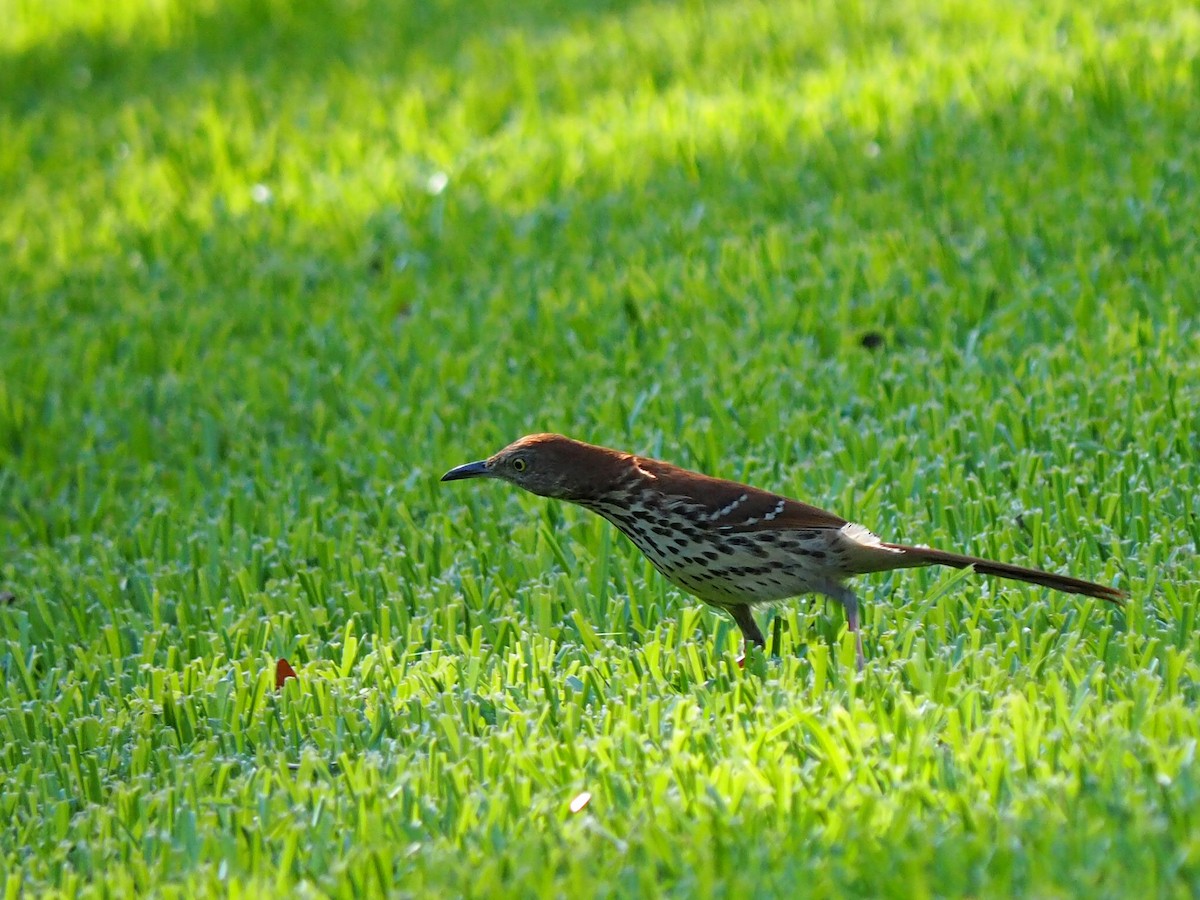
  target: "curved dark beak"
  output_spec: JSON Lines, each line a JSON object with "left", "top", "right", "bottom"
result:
{"left": 440, "top": 460, "right": 491, "bottom": 482}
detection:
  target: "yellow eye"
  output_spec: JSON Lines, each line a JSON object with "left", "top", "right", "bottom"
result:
{"left": 512, "top": 458, "right": 527, "bottom": 472}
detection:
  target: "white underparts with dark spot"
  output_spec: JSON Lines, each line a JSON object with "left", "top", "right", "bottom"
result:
{"left": 584, "top": 497, "right": 847, "bottom": 606}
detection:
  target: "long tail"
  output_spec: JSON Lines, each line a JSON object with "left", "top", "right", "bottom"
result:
{"left": 882, "top": 543, "right": 1126, "bottom": 605}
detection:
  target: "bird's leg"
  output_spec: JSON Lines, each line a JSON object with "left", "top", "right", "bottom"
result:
{"left": 846, "top": 594, "right": 865, "bottom": 673}
{"left": 726, "top": 604, "right": 765, "bottom": 669}
{"left": 815, "top": 582, "right": 865, "bottom": 672}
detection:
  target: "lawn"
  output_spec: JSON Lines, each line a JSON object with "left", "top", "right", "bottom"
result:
{"left": 2, "top": 0, "right": 1199, "bottom": 895}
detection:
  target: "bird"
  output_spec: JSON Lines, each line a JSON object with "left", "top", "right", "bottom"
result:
{"left": 441, "top": 434, "right": 1125, "bottom": 670}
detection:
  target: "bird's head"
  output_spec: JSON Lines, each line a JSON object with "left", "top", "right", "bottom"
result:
{"left": 441, "top": 433, "right": 621, "bottom": 502}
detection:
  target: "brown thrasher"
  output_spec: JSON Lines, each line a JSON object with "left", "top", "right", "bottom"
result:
{"left": 442, "top": 434, "right": 1125, "bottom": 669}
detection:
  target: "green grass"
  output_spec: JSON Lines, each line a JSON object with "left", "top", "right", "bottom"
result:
{"left": 2, "top": 0, "right": 1199, "bottom": 895}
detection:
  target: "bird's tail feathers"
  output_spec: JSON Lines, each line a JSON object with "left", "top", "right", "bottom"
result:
{"left": 881, "top": 543, "right": 1126, "bottom": 605}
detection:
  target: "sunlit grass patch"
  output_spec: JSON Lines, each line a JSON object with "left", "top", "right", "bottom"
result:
{"left": 1, "top": 0, "right": 1198, "bottom": 895}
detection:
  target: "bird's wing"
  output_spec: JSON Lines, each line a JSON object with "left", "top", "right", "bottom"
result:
{"left": 733, "top": 496, "right": 850, "bottom": 532}
{"left": 638, "top": 458, "right": 848, "bottom": 532}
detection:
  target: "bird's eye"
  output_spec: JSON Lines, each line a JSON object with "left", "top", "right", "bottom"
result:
{"left": 512, "top": 458, "right": 527, "bottom": 472}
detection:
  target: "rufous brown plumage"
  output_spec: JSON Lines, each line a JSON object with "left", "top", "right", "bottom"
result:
{"left": 442, "top": 434, "right": 1125, "bottom": 669}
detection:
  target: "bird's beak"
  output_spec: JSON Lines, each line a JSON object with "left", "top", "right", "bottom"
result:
{"left": 440, "top": 460, "right": 492, "bottom": 482}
